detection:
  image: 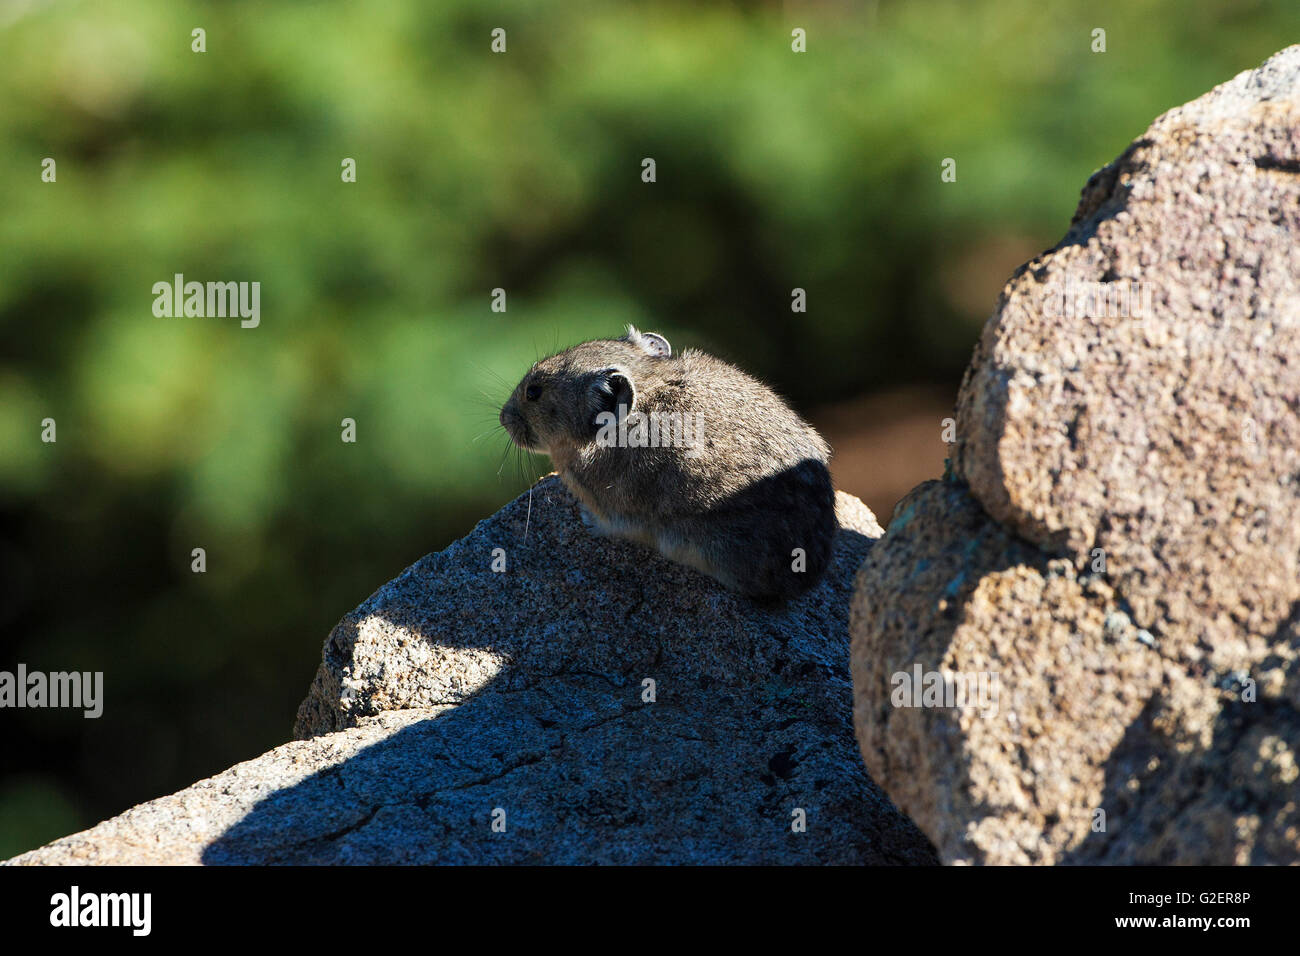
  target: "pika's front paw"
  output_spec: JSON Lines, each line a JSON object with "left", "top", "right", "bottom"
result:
{"left": 579, "top": 505, "right": 612, "bottom": 537}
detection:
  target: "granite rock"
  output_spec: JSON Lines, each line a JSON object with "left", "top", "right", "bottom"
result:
{"left": 852, "top": 48, "right": 1300, "bottom": 865}
{"left": 10, "top": 477, "right": 936, "bottom": 865}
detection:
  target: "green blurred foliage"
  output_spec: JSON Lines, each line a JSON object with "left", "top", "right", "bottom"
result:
{"left": 0, "top": 0, "right": 1292, "bottom": 856}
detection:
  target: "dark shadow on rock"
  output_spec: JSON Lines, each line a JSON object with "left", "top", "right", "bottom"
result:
{"left": 202, "top": 474, "right": 939, "bottom": 864}
{"left": 1062, "top": 601, "right": 1300, "bottom": 865}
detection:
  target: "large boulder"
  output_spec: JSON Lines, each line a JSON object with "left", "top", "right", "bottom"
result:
{"left": 851, "top": 47, "right": 1300, "bottom": 864}
{"left": 9, "top": 477, "right": 936, "bottom": 865}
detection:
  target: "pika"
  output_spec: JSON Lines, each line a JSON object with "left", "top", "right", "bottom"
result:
{"left": 499, "top": 326, "right": 837, "bottom": 601}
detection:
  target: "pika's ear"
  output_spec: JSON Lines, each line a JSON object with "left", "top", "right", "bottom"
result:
{"left": 624, "top": 324, "right": 671, "bottom": 358}
{"left": 591, "top": 367, "right": 635, "bottom": 429}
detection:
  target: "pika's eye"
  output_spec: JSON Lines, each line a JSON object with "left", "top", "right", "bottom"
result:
{"left": 525, "top": 384, "right": 542, "bottom": 401}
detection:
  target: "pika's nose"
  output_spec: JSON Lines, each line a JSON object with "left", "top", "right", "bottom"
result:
{"left": 499, "top": 406, "right": 509, "bottom": 427}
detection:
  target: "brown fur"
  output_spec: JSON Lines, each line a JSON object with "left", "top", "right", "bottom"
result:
{"left": 500, "top": 327, "right": 836, "bottom": 601}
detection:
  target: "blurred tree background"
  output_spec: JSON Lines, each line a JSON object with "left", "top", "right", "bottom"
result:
{"left": 0, "top": 0, "right": 1292, "bottom": 856}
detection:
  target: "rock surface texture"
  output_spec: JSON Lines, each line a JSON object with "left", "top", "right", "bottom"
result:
{"left": 8, "top": 477, "right": 936, "bottom": 865}
{"left": 851, "top": 47, "right": 1300, "bottom": 864}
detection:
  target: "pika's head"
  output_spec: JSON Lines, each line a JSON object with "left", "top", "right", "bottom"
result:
{"left": 500, "top": 326, "right": 672, "bottom": 455}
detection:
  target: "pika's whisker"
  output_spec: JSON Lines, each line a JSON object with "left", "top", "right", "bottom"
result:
{"left": 524, "top": 483, "right": 533, "bottom": 542}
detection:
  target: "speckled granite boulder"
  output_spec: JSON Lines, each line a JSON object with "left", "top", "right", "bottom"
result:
{"left": 851, "top": 47, "right": 1300, "bottom": 865}
{"left": 956, "top": 45, "right": 1300, "bottom": 669}
{"left": 853, "top": 481, "right": 1299, "bottom": 864}
{"left": 9, "top": 477, "right": 936, "bottom": 865}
